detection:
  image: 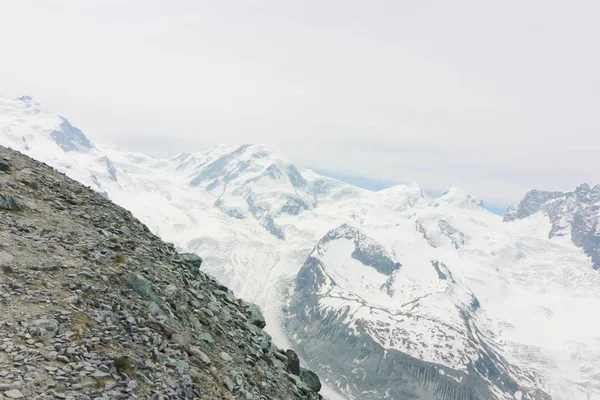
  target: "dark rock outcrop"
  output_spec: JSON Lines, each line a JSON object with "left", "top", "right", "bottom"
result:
{"left": 50, "top": 117, "right": 94, "bottom": 152}
{"left": 321, "top": 224, "right": 401, "bottom": 275}
{"left": 0, "top": 157, "right": 9, "bottom": 171}
{"left": 505, "top": 184, "right": 600, "bottom": 269}
{"left": 300, "top": 368, "right": 322, "bottom": 393}
{"left": 0, "top": 194, "right": 21, "bottom": 211}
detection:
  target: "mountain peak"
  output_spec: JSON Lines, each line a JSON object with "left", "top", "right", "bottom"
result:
{"left": 50, "top": 117, "right": 94, "bottom": 152}
{"left": 434, "top": 187, "right": 483, "bottom": 209}
{"left": 574, "top": 182, "right": 600, "bottom": 202}
{"left": 505, "top": 183, "right": 600, "bottom": 269}
{"left": 16, "top": 95, "right": 34, "bottom": 103}
{"left": 380, "top": 182, "right": 424, "bottom": 195}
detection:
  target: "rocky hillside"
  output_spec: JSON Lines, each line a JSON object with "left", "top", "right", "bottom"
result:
{"left": 0, "top": 145, "right": 322, "bottom": 400}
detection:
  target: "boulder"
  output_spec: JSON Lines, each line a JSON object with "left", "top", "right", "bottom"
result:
{"left": 125, "top": 274, "right": 157, "bottom": 302}
{"left": 181, "top": 253, "right": 202, "bottom": 269}
{"left": 4, "top": 389, "right": 24, "bottom": 399}
{"left": 300, "top": 368, "right": 322, "bottom": 392}
{"left": 29, "top": 318, "right": 59, "bottom": 339}
{"left": 171, "top": 332, "right": 192, "bottom": 348}
{"left": 0, "top": 194, "right": 21, "bottom": 211}
{"left": 245, "top": 302, "right": 266, "bottom": 329}
{"left": 188, "top": 347, "right": 211, "bottom": 364}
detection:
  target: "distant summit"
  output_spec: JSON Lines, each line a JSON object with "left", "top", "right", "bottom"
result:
{"left": 16, "top": 95, "right": 33, "bottom": 102}
{"left": 51, "top": 116, "right": 95, "bottom": 152}
{"left": 506, "top": 183, "right": 600, "bottom": 269}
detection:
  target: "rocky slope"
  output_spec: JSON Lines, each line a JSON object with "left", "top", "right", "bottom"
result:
{"left": 0, "top": 145, "right": 322, "bottom": 399}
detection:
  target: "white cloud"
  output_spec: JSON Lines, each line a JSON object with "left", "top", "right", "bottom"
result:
{"left": 1, "top": 0, "right": 598, "bottom": 204}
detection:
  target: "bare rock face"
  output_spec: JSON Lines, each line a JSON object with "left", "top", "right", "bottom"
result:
{"left": 0, "top": 194, "right": 21, "bottom": 211}
{"left": 505, "top": 183, "right": 600, "bottom": 269}
{"left": 0, "top": 158, "right": 9, "bottom": 171}
{"left": 49, "top": 117, "right": 94, "bottom": 152}
{"left": 0, "top": 146, "right": 321, "bottom": 399}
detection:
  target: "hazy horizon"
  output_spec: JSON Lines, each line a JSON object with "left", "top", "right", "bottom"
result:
{"left": 2, "top": 1, "right": 599, "bottom": 205}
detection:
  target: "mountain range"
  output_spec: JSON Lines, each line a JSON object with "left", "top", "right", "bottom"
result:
{"left": 1, "top": 95, "right": 599, "bottom": 400}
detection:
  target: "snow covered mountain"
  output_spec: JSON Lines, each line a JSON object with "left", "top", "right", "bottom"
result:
{"left": 285, "top": 189, "right": 600, "bottom": 399}
{"left": 505, "top": 184, "right": 600, "bottom": 270}
{"left": 1, "top": 96, "right": 600, "bottom": 399}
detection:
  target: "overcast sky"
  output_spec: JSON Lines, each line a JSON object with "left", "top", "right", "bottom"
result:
{"left": 1, "top": 1, "right": 599, "bottom": 205}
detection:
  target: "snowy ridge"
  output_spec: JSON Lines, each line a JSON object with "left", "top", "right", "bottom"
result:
{"left": 0, "top": 96, "right": 120, "bottom": 197}
{"left": 2, "top": 96, "right": 600, "bottom": 399}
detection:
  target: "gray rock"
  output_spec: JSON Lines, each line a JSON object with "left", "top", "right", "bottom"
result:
{"left": 174, "top": 360, "right": 189, "bottom": 374}
{"left": 300, "top": 368, "right": 322, "bottom": 392}
{"left": 90, "top": 370, "right": 109, "bottom": 379}
{"left": 221, "top": 375, "right": 235, "bottom": 392}
{"left": 48, "top": 389, "right": 67, "bottom": 399}
{"left": 195, "top": 332, "right": 214, "bottom": 344}
{"left": 181, "top": 253, "right": 202, "bottom": 269}
{"left": 171, "top": 333, "right": 192, "bottom": 348}
{"left": 220, "top": 351, "right": 233, "bottom": 362}
{"left": 0, "top": 194, "right": 21, "bottom": 211}
{"left": 56, "top": 355, "right": 69, "bottom": 363}
{"left": 127, "top": 380, "right": 139, "bottom": 390}
{"left": 273, "top": 352, "right": 288, "bottom": 363}
{"left": 0, "top": 382, "right": 23, "bottom": 391}
{"left": 29, "top": 318, "right": 59, "bottom": 339}
{"left": 245, "top": 302, "right": 266, "bottom": 329}
{"left": 163, "top": 284, "right": 178, "bottom": 298}
{"left": 125, "top": 274, "right": 157, "bottom": 302}
{"left": 3, "top": 390, "right": 24, "bottom": 399}
{"left": 148, "top": 302, "right": 164, "bottom": 317}
{"left": 188, "top": 347, "right": 211, "bottom": 364}
{"left": 0, "top": 158, "right": 8, "bottom": 171}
